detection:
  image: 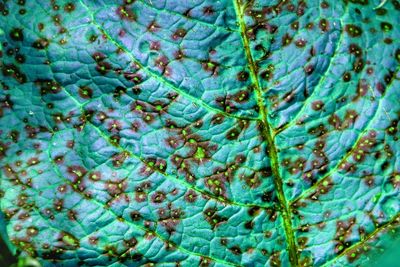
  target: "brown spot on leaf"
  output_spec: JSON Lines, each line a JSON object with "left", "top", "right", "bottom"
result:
{"left": 64, "top": 3, "right": 75, "bottom": 12}
{"left": 117, "top": 5, "right": 136, "bottom": 21}
{"left": 345, "top": 24, "right": 362, "bottom": 37}
{"left": 226, "top": 128, "right": 240, "bottom": 140}
{"left": 78, "top": 86, "right": 93, "bottom": 99}
{"left": 151, "top": 191, "right": 166, "bottom": 203}
{"left": 237, "top": 71, "right": 249, "bottom": 81}
{"left": 319, "top": 18, "right": 329, "bottom": 32}
{"left": 304, "top": 64, "right": 314, "bottom": 75}
{"left": 295, "top": 39, "right": 307, "bottom": 48}
{"left": 203, "top": 6, "right": 214, "bottom": 15}
{"left": 172, "top": 28, "right": 187, "bottom": 40}
{"left": 32, "top": 38, "right": 49, "bottom": 49}
{"left": 147, "top": 20, "right": 160, "bottom": 32}
{"left": 282, "top": 33, "right": 292, "bottom": 46}
{"left": 311, "top": 100, "right": 324, "bottom": 111}
{"left": 10, "top": 28, "right": 24, "bottom": 41}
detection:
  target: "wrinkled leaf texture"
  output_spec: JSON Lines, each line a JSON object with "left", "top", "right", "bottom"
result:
{"left": 0, "top": 0, "right": 399, "bottom": 266}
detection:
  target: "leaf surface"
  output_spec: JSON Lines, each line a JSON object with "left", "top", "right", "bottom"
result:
{"left": 0, "top": 0, "right": 399, "bottom": 266}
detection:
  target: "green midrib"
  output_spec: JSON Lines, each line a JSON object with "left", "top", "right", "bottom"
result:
{"left": 232, "top": 1, "right": 300, "bottom": 266}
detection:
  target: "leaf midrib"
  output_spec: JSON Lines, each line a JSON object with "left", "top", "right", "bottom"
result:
{"left": 30, "top": 1, "right": 400, "bottom": 266}
{"left": 76, "top": 0, "right": 300, "bottom": 264}
{"left": 232, "top": 1, "right": 300, "bottom": 266}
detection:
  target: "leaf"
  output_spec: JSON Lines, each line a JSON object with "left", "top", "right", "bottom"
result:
{"left": 0, "top": 0, "right": 399, "bottom": 266}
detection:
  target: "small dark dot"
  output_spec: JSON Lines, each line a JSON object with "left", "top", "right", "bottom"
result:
{"left": 64, "top": 3, "right": 75, "bottom": 12}
{"left": 183, "top": 9, "right": 191, "bottom": 17}
{"left": 211, "top": 114, "right": 224, "bottom": 125}
{"left": 89, "top": 35, "right": 97, "bottom": 42}
{"left": 304, "top": 64, "right": 314, "bottom": 75}
{"left": 260, "top": 65, "right": 274, "bottom": 81}
{"left": 248, "top": 206, "right": 260, "bottom": 217}
{"left": 384, "top": 38, "right": 393, "bottom": 44}
{"left": 151, "top": 191, "right": 166, "bottom": 203}
{"left": 226, "top": 128, "right": 240, "bottom": 140}
{"left": 282, "top": 33, "right": 292, "bottom": 46}
{"left": 353, "top": 58, "right": 364, "bottom": 73}
{"left": 380, "top": 22, "right": 393, "bottom": 32}
{"left": 311, "top": 100, "right": 324, "bottom": 111}
{"left": 117, "top": 5, "right": 136, "bottom": 21}
{"left": 234, "top": 90, "right": 249, "bottom": 103}
{"left": 147, "top": 21, "right": 160, "bottom": 32}
{"left": 172, "top": 28, "right": 187, "bottom": 40}
{"left": 174, "top": 49, "right": 184, "bottom": 60}
{"left": 124, "top": 73, "right": 142, "bottom": 84}
{"left": 384, "top": 72, "right": 394, "bottom": 84}
{"left": 130, "top": 211, "right": 142, "bottom": 221}
{"left": 295, "top": 39, "right": 307, "bottom": 48}
{"left": 319, "top": 18, "right": 329, "bottom": 32}
{"left": 342, "top": 72, "right": 351, "bottom": 82}
{"left": 230, "top": 246, "right": 242, "bottom": 255}
{"left": 321, "top": 1, "right": 329, "bottom": 8}
{"left": 78, "top": 86, "right": 93, "bottom": 99}
{"left": 348, "top": 44, "right": 362, "bottom": 57}
{"left": 345, "top": 24, "right": 362, "bottom": 37}
{"left": 203, "top": 6, "right": 214, "bottom": 15}
{"left": 236, "top": 71, "right": 249, "bottom": 81}
{"left": 381, "top": 161, "right": 389, "bottom": 171}
{"left": 261, "top": 191, "right": 271, "bottom": 202}
{"left": 131, "top": 253, "right": 143, "bottom": 262}
{"left": 244, "top": 220, "right": 253, "bottom": 229}
{"left": 92, "top": 52, "right": 106, "bottom": 62}
{"left": 10, "top": 28, "right": 24, "bottom": 41}
{"left": 306, "top": 22, "right": 314, "bottom": 30}
{"left": 96, "top": 61, "right": 112, "bottom": 75}
{"left": 375, "top": 8, "right": 387, "bottom": 15}
{"left": 287, "top": 4, "right": 295, "bottom": 11}
{"left": 32, "top": 38, "right": 49, "bottom": 49}
{"left": 132, "top": 87, "right": 142, "bottom": 95}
